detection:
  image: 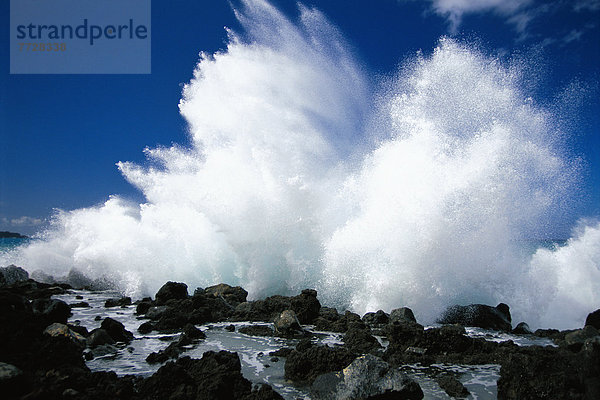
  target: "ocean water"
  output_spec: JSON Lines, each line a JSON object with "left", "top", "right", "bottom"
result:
{"left": 1, "top": 0, "right": 599, "bottom": 330}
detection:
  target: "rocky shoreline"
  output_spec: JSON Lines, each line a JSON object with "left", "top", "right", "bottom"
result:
{"left": 1, "top": 265, "right": 599, "bottom": 399}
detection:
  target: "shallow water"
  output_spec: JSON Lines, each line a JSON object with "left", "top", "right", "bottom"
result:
{"left": 53, "top": 290, "right": 559, "bottom": 399}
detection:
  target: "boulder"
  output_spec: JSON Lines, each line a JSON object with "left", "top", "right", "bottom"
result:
{"left": 512, "top": 322, "right": 533, "bottom": 335}
{"left": 88, "top": 328, "right": 116, "bottom": 347}
{"left": 311, "top": 354, "right": 423, "bottom": 400}
{"left": 43, "top": 322, "right": 86, "bottom": 347}
{"left": 100, "top": 317, "right": 134, "bottom": 343}
{"left": 0, "top": 265, "right": 29, "bottom": 285}
{"left": 585, "top": 309, "right": 600, "bottom": 330}
{"left": 138, "top": 321, "right": 154, "bottom": 334}
{"left": 274, "top": 310, "right": 303, "bottom": 337}
{"left": 155, "top": 281, "right": 189, "bottom": 304}
{"left": 204, "top": 283, "right": 248, "bottom": 305}
{"left": 239, "top": 325, "right": 275, "bottom": 337}
{"left": 362, "top": 310, "right": 390, "bottom": 326}
{"left": 183, "top": 323, "right": 206, "bottom": 340}
{"left": 564, "top": 325, "right": 599, "bottom": 351}
{"left": 437, "top": 303, "right": 512, "bottom": 331}
{"left": 390, "top": 307, "right": 417, "bottom": 324}
{"left": 343, "top": 323, "right": 382, "bottom": 354}
{"left": 0, "top": 362, "right": 24, "bottom": 397}
{"left": 104, "top": 297, "right": 132, "bottom": 308}
{"left": 31, "top": 298, "right": 71, "bottom": 324}
{"left": 285, "top": 341, "right": 356, "bottom": 384}
{"left": 139, "top": 351, "right": 284, "bottom": 399}
{"left": 436, "top": 374, "right": 470, "bottom": 398}
{"left": 290, "top": 289, "right": 321, "bottom": 324}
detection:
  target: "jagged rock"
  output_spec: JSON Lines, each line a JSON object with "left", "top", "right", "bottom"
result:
{"left": 315, "top": 309, "right": 362, "bottom": 333}
{"left": 290, "top": 289, "right": 321, "bottom": 324}
{"left": 100, "top": 317, "right": 133, "bottom": 343}
{"left": 437, "top": 303, "right": 512, "bottom": 331}
{"left": 136, "top": 300, "right": 153, "bottom": 315}
{"left": 183, "top": 323, "right": 206, "bottom": 340}
{"left": 31, "top": 298, "right": 72, "bottom": 324}
{"left": 205, "top": 283, "right": 248, "bottom": 305}
{"left": 88, "top": 328, "right": 116, "bottom": 347}
{"left": 146, "top": 305, "right": 169, "bottom": 320}
{"left": 564, "top": 325, "right": 599, "bottom": 351}
{"left": 311, "top": 354, "right": 423, "bottom": 400}
{"left": 239, "top": 325, "right": 274, "bottom": 337}
{"left": 155, "top": 281, "right": 189, "bottom": 305}
{"left": 390, "top": 307, "right": 417, "bottom": 324}
{"left": 585, "top": 309, "right": 600, "bottom": 330}
{"left": 343, "top": 322, "right": 382, "bottom": 354}
{"left": 285, "top": 341, "right": 356, "bottom": 384}
{"left": 274, "top": 310, "right": 303, "bottom": 337}
{"left": 512, "top": 322, "right": 533, "bottom": 334}
{"left": 436, "top": 374, "right": 470, "bottom": 398}
{"left": 104, "top": 296, "right": 132, "bottom": 308}
{"left": 43, "top": 323, "right": 86, "bottom": 347}
{"left": 0, "top": 265, "right": 29, "bottom": 285}
{"left": 497, "top": 344, "right": 600, "bottom": 400}
{"left": 362, "top": 310, "right": 390, "bottom": 326}
{"left": 139, "top": 351, "right": 283, "bottom": 399}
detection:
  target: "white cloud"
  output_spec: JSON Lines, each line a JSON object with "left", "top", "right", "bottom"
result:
{"left": 563, "top": 29, "right": 584, "bottom": 44}
{"left": 574, "top": 0, "right": 600, "bottom": 12}
{"left": 419, "top": 0, "right": 533, "bottom": 32}
{"left": 1, "top": 216, "right": 44, "bottom": 226}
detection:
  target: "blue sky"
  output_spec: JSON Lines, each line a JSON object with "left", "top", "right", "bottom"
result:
{"left": 1, "top": 0, "right": 599, "bottom": 236}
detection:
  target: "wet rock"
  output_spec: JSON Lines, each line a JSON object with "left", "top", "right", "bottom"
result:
{"left": 31, "top": 298, "right": 71, "bottom": 324}
{"left": 145, "top": 305, "right": 168, "bottom": 320}
{"left": 343, "top": 322, "right": 382, "bottom": 354}
{"left": 239, "top": 325, "right": 274, "bottom": 337}
{"left": 269, "top": 347, "right": 294, "bottom": 357}
{"left": 437, "top": 303, "right": 512, "bottom": 331}
{"left": 136, "top": 300, "right": 153, "bottom": 315}
{"left": 362, "top": 310, "right": 390, "bottom": 326}
{"left": 155, "top": 281, "right": 189, "bottom": 305}
{"left": 30, "top": 270, "right": 56, "bottom": 284}
{"left": 69, "top": 301, "right": 90, "bottom": 308}
{"left": 100, "top": 317, "right": 133, "bottom": 343}
{"left": 311, "top": 354, "right": 423, "bottom": 400}
{"left": 512, "top": 322, "right": 533, "bottom": 334}
{"left": 0, "top": 362, "right": 24, "bottom": 397}
{"left": 183, "top": 323, "right": 206, "bottom": 340}
{"left": 436, "top": 374, "right": 470, "bottom": 398}
{"left": 140, "top": 351, "right": 283, "bottom": 399}
{"left": 390, "top": 307, "right": 417, "bottom": 324}
{"left": 285, "top": 342, "right": 356, "bottom": 384}
{"left": 104, "top": 296, "right": 132, "bottom": 308}
{"left": 87, "top": 328, "right": 116, "bottom": 347}
{"left": 138, "top": 321, "right": 154, "bottom": 334}
{"left": 585, "top": 309, "right": 600, "bottom": 330}
{"left": 274, "top": 310, "right": 303, "bottom": 337}
{"left": 226, "top": 324, "right": 236, "bottom": 332}
{"left": 205, "top": 283, "right": 248, "bottom": 305}
{"left": 43, "top": 323, "right": 86, "bottom": 347}
{"left": 290, "top": 289, "right": 321, "bottom": 324}
{"left": 564, "top": 325, "right": 599, "bottom": 351}
{"left": 0, "top": 265, "right": 29, "bottom": 285}
{"left": 315, "top": 308, "right": 362, "bottom": 333}
{"left": 497, "top": 345, "right": 600, "bottom": 400}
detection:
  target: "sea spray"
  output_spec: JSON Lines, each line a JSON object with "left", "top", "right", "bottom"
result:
{"left": 1, "top": 0, "right": 597, "bottom": 329}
